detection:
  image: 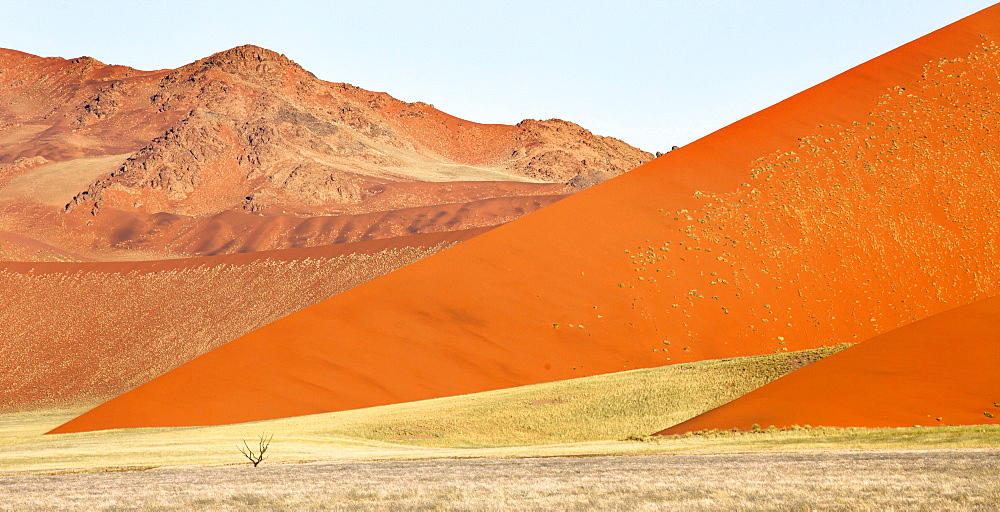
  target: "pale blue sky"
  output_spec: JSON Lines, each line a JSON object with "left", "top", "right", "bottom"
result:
{"left": 1, "top": 1, "right": 996, "bottom": 151}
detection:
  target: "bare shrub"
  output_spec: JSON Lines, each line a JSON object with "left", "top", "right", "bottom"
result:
{"left": 238, "top": 434, "right": 273, "bottom": 467}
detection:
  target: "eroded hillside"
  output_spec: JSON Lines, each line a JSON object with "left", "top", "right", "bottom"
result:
{"left": 0, "top": 45, "right": 651, "bottom": 260}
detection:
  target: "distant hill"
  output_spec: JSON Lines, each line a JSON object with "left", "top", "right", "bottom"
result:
{"left": 0, "top": 45, "right": 651, "bottom": 260}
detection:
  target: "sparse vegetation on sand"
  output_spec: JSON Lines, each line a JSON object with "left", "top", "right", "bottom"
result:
{"left": 293, "top": 346, "right": 848, "bottom": 447}
{"left": 0, "top": 243, "right": 449, "bottom": 412}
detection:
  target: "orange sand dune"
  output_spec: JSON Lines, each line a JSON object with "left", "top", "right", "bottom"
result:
{"left": 0, "top": 230, "right": 88, "bottom": 261}
{"left": 656, "top": 296, "right": 1000, "bottom": 434}
{"left": 0, "top": 177, "right": 564, "bottom": 261}
{"left": 89, "top": 186, "right": 567, "bottom": 257}
{"left": 52, "top": 5, "right": 1000, "bottom": 432}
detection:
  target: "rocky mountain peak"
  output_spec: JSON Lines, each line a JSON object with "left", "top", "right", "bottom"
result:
{"left": 66, "top": 56, "right": 105, "bottom": 67}
{"left": 193, "top": 44, "right": 311, "bottom": 80}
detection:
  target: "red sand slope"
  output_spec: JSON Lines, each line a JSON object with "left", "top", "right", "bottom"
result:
{"left": 656, "top": 296, "right": 1000, "bottom": 434}
{"left": 2, "top": 229, "right": 483, "bottom": 412}
{"left": 51, "top": 5, "right": 1000, "bottom": 432}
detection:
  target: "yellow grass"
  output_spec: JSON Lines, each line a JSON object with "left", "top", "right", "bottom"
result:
{"left": 9, "top": 344, "right": 997, "bottom": 475}
{"left": 268, "top": 345, "right": 847, "bottom": 448}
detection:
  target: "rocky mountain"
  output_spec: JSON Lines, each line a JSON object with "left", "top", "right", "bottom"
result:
{"left": 0, "top": 45, "right": 652, "bottom": 260}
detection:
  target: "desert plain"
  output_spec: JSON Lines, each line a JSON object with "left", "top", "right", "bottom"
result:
{"left": 2, "top": 3, "right": 1000, "bottom": 511}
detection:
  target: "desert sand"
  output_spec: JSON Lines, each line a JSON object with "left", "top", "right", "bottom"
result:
{"left": 50, "top": 5, "right": 1000, "bottom": 432}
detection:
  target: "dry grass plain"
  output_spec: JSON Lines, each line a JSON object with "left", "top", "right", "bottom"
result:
{"left": 2, "top": 347, "right": 1000, "bottom": 509}
{"left": 3, "top": 449, "right": 999, "bottom": 511}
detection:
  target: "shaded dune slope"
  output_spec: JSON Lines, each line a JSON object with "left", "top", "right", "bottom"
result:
{"left": 656, "top": 296, "right": 1000, "bottom": 434}
{"left": 1, "top": 229, "right": 480, "bottom": 412}
{"left": 52, "top": 6, "right": 1000, "bottom": 432}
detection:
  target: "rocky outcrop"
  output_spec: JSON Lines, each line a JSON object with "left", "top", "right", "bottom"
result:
{"left": 508, "top": 119, "right": 652, "bottom": 182}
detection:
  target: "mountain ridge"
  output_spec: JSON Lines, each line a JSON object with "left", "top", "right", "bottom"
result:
{"left": 0, "top": 45, "right": 651, "bottom": 260}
